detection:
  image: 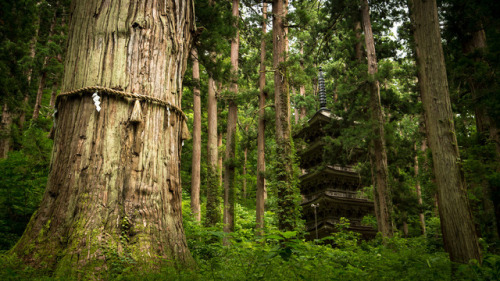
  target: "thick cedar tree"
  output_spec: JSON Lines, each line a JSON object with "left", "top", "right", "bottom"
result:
{"left": 410, "top": 0, "right": 482, "bottom": 264}
{"left": 12, "top": 0, "right": 195, "bottom": 270}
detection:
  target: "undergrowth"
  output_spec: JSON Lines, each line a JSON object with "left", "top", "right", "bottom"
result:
{"left": 1, "top": 201, "right": 499, "bottom": 280}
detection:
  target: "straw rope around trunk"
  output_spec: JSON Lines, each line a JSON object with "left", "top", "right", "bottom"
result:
{"left": 56, "top": 86, "right": 186, "bottom": 120}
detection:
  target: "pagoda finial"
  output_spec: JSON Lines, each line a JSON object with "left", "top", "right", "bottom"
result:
{"left": 318, "top": 67, "right": 327, "bottom": 110}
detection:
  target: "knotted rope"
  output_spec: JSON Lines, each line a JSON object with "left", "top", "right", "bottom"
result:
{"left": 56, "top": 86, "right": 186, "bottom": 121}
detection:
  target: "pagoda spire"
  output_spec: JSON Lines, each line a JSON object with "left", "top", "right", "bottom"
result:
{"left": 318, "top": 67, "right": 328, "bottom": 111}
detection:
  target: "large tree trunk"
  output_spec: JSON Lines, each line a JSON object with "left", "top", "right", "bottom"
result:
{"left": 273, "top": 0, "right": 297, "bottom": 231}
{"left": 190, "top": 48, "right": 201, "bottom": 222}
{"left": 223, "top": 0, "right": 239, "bottom": 235}
{"left": 410, "top": 0, "right": 481, "bottom": 264}
{"left": 205, "top": 74, "right": 220, "bottom": 226}
{"left": 360, "top": 0, "right": 393, "bottom": 238}
{"left": 256, "top": 1, "right": 267, "bottom": 231}
{"left": 12, "top": 0, "right": 194, "bottom": 272}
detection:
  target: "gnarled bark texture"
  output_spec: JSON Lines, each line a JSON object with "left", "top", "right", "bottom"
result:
{"left": 410, "top": 0, "right": 481, "bottom": 264}
{"left": 12, "top": 0, "right": 194, "bottom": 272}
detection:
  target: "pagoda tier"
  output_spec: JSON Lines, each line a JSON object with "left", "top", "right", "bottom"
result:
{"left": 300, "top": 165, "right": 360, "bottom": 196}
{"left": 301, "top": 183, "right": 376, "bottom": 240}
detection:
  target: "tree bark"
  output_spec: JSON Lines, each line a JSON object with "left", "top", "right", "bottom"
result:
{"left": 273, "top": 0, "right": 297, "bottom": 231}
{"left": 299, "top": 44, "right": 306, "bottom": 120}
{"left": 410, "top": 0, "right": 482, "bottom": 264}
{"left": 361, "top": 0, "right": 393, "bottom": 238}
{"left": 190, "top": 48, "right": 201, "bottom": 222}
{"left": 223, "top": 0, "right": 239, "bottom": 235}
{"left": 12, "top": 0, "right": 194, "bottom": 271}
{"left": 256, "top": 1, "right": 268, "bottom": 231}
{"left": 205, "top": 74, "right": 220, "bottom": 226}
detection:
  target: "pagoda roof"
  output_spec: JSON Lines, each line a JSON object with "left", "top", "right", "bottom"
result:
{"left": 301, "top": 189, "right": 374, "bottom": 208}
{"left": 304, "top": 219, "right": 377, "bottom": 240}
{"left": 295, "top": 109, "right": 342, "bottom": 139}
{"left": 300, "top": 165, "right": 359, "bottom": 182}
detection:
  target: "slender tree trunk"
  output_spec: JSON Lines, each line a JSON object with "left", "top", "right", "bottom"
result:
{"left": 190, "top": 48, "right": 201, "bottom": 222}
{"left": 299, "top": 44, "right": 306, "bottom": 120}
{"left": 205, "top": 74, "right": 220, "bottom": 226}
{"left": 242, "top": 145, "right": 248, "bottom": 200}
{"left": 12, "top": 0, "right": 195, "bottom": 271}
{"left": 415, "top": 142, "right": 427, "bottom": 235}
{"left": 218, "top": 132, "right": 223, "bottom": 186}
{"left": 32, "top": 12, "right": 57, "bottom": 121}
{"left": 273, "top": 0, "right": 297, "bottom": 231}
{"left": 361, "top": 0, "right": 393, "bottom": 238}
{"left": 256, "top": 1, "right": 267, "bottom": 231}
{"left": 32, "top": 71, "right": 47, "bottom": 121}
{"left": 223, "top": 0, "right": 239, "bottom": 235}
{"left": 292, "top": 87, "right": 299, "bottom": 124}
{"left": 0, "top": 103, "right": 12, "bottom": 158}
{"left": 410, "top": 0, "right": 481, "bottom": 264}
{"left": 462, "top": 28, "right": 500, "bottom": 238}
{"left": 354, "top": 20, "right": 363, "bottom": 62}
{"left": 49, "top": 82, "right": 58, "bottom": 110}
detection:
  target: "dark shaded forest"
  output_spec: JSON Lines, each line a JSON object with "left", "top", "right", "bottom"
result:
{"left": 1, "top": 0, "right": 500, "bottom": 280}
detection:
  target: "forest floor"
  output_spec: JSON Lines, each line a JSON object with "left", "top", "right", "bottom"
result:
{"left": 1, "top": 200, "right": 499, "bottom": 280}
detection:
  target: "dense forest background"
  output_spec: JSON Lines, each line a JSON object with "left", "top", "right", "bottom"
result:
{"left": 1, "top": 0, "right": 500, "bottom": 280}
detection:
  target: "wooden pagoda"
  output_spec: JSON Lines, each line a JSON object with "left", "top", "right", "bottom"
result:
{"left": 296, "top": 68, "right": 376, "bottom": 240}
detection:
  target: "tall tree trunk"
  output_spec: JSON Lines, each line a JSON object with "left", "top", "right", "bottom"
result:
{"left": 218, "top": 132, "right": 223, "bottom": 185}
{"left": 414, "top": 142, "right": 426, "bottom": 235}
{"left": 19, "top": 7, "right": 41, "bottom": 128}
{"left": 299, "top": 44, "right": 306, "bottom": 120}
{"left": 205, "top": 74, "right": 220, "bottom": 226}
{"left": 354, "top": 20, "right": 363, "bottom": 62}
{"left": 256, "top": 1, "right": 268, "bottom": 231}
{"left": 242, "top": 145, "right": 248, "bottom": 200}
{"left": 223, "top": 0, "right": 239, "bottom": 235}
{"left": 32, "top": 71, "right": 47, "bottom": 121}
{"left": 292, "top": 87, "right": 299, "bottom": 124}
{"left": 242, "top": 124, "right": 249, "bottom": 200}
{"left": 410, "top": 0, "right": 482, "bottom": 264}
{"left": 361, "top": 0, "right": 393, "bottom": 238}
{"left": 462, "top": 28, "right": 500, "bottom": 238}
{"left": 273, "top": 0, "right": 297, "bottom": 231}
{"left": 32, "top": 12, "right": 58, "bottom": 121}
{"left": 12, "top": 0, "right": 194, "bottom": 271}
{"left": 0, "top": 103, "right": 12, "bottom": 158}
{"left": 191, "top": 48, "right": 201, "bottom": 222}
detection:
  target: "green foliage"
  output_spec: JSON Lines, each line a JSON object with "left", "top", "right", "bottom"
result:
{"left": 3, "top": 205, "right": 500, "bottom": 280}
{"left": 0, "top": 121, "right": 52, "bottom": 251}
